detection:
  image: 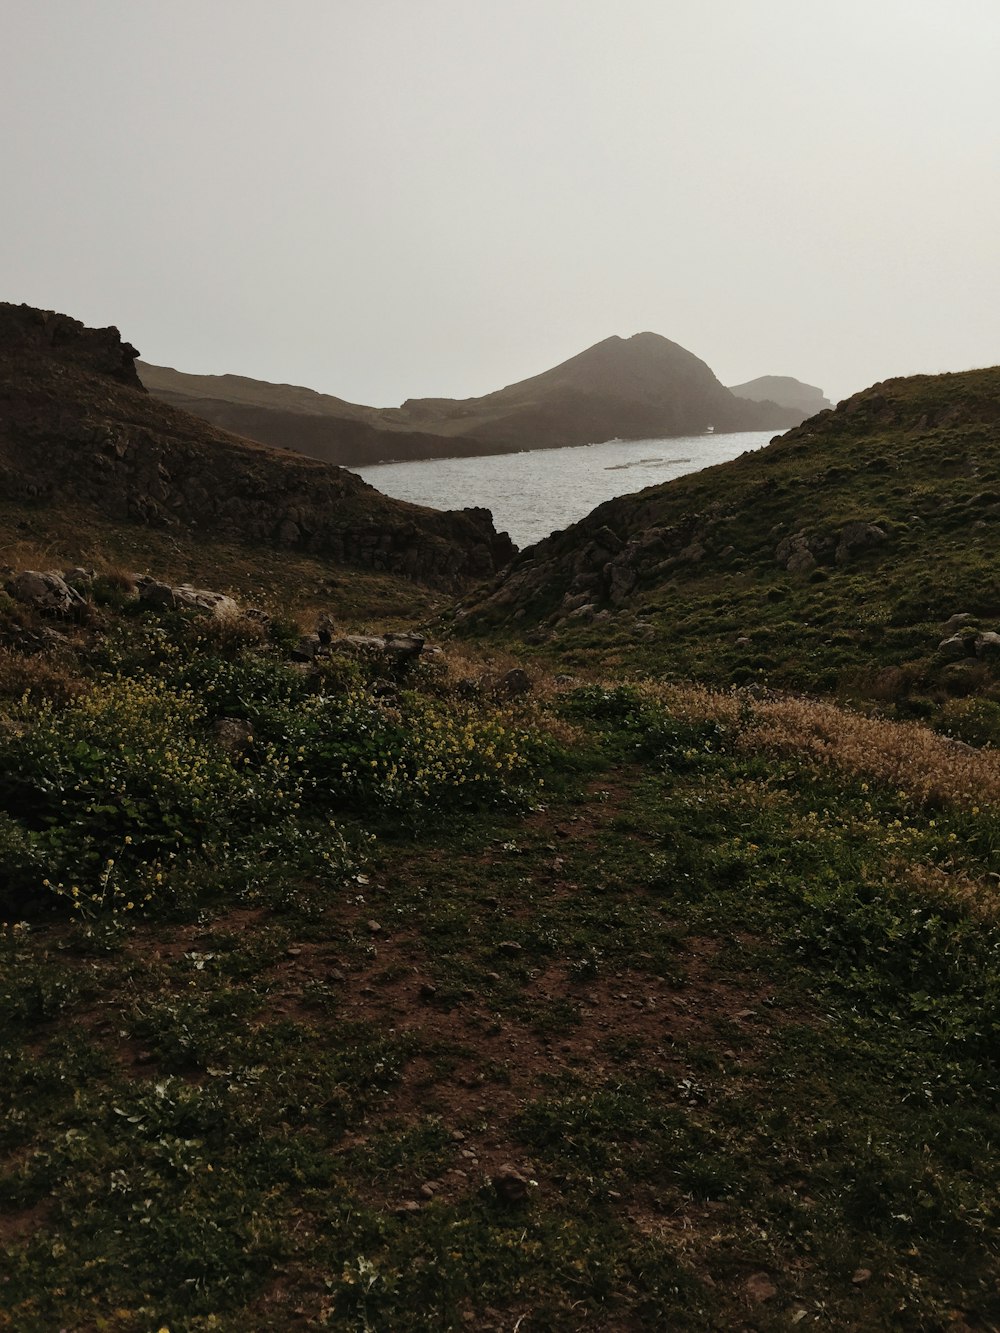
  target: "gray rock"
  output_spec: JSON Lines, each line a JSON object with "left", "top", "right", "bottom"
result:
{"left": 293, "top": 633, "right": 322, "bottom": 661}
{"left": 495, "top": 668, "right": 532, "bottom": 698}
{"left": 608, "top": 563, "right": 637, "bottom": 605}
{"left": 172, "top": 584, "right": 240, "bottom": 617}
{"left": 62, "top": 566, "right": 95, "bottom": 589}
{"left": 786, "top": 549, "right": 817, "bottom": 575}
{"left": 938, "top": 634, "right": 971, "bottom": 661}
{"left": 328, "top": 633, "right": 425, "bottom": 666}
{"left": 591, "top": 526, "right": 623, "bottom": 555}
{"left": 7, "top": 570, "right": 86, "bottom": 616}
{"left": 136, "top": 578, "right": 176, "bottom": 608}
{"left": 137, "top": 579, "right": 239, "bottom": 618}
{"left": 383, "top": 633, "right": 425, "bottom": 664}
{"left": 975, "top": 632, "right": 1000, "bottom": 659}
{"left": 775, "top": 531, "right": 815, "bottom": 573}
{"left": 211, "top": 717, "right": 254, "bottom": 756}
{"left": 835, "top": 521, "right": 886, "bottom": 565}
{"left": 678, "top": 541, "right": 706, "bottom": 563}
{"left": 942, "top": 612, "right": 975, "bottom": 634}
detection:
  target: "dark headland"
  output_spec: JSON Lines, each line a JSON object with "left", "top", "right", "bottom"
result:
{"left": 140, "top": 332, "right": 812, "bottom": 468}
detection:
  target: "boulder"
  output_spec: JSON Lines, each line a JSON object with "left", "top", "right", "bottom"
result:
{"left": 835, "top": 521, "right": 886, "bottom": 565}
{"left": 327, "top": 633, "right": 426, "bottom": 667}
{"left": 938, "top": 634, "right": 972, "bottom": 661}
{"left": 7, "top": 570, "right": 86, "bottom": 616}
{"left": 136, "top": 578, "right": 239, "bottom": 618}
{"left": 975, "top": 632, "right": 1000, "bottom": 659}
{"left": 495, "top": 668, "right": 532, "bottom": 698}
{"left": 942, "top": 612, "right": 975, "bottom": 635}
{"left": 293, "top": 634, "right": 322, "bottom": 662}
{"left": 775, "top": 531, "right": 816, "bottom": 574}
{"left": 211, "top": 717, "right": 254, "bottom": 756}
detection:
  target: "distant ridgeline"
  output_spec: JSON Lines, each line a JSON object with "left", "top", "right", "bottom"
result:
{"left": 0, "top": 302, "right": 513, "bottom": 590}
{"left": 139, "top": 333, "right": 813, "bottom": 468}
{"left": 727, "top": 375, "right": 832, "bottom": 416}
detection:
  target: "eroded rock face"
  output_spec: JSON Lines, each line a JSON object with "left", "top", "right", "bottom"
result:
{"left": 0, "top": 304, "right": 143, "bottom": 388}
{"left": 0, "top": 303, "right": 516, "bottom": 593}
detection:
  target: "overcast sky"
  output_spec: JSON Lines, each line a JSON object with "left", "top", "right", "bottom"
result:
{"left": 3, "top": 1, "right": 998, "bottom": 406}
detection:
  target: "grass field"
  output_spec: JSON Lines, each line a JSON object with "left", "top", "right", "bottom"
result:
{"left": 1, "top": 589, "right": 998, "bottom": 1330}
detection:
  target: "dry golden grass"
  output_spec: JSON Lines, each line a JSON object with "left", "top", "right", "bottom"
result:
{"left": 897, "top": 860, "right": 1000, "bottom": 925}
{"left": 648, "top": 682, "right": 1000, "bottom": 810}
{"left": 0, "top": 648, "right": 84, "bottom": 704}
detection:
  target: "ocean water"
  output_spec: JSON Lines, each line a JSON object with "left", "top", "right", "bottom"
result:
{"left": 349, "top": 430, "right": 778, "bottom": 551}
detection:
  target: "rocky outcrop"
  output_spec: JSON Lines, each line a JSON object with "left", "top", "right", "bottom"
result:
{"left": 0, "top": 303, "right": 514, "bottom": 592}
{"left": 773, "top": 521, "right": 886, "bottom": 573}
{"left": 6, "top": 570, "right": 87, "bottom": 616}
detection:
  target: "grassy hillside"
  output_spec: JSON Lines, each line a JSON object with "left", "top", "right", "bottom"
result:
{"left": 459, "top": 367, "right": 1000, "bottom": 724}
{"left": 1, "top": 587, "right": 999, "bottom": 1329}
{"left": 4, "top": 352, "right": 1000, "bottom": 1329}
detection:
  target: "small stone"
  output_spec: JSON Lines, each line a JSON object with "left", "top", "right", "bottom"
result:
{"left": 419, "top": 1184, "right": 435, "bottom": 1200}
{"left": 419, "top": 982, "right": 438, "bottom": 1001}
{"left": 492, "top": 1164, "right": 532, "bottom": 1205}
{"left": 450, "top": 1129, "right": 466, "bottom": 1143}
{"left": 395, "top": 1200, "right": 421, "bottom": 1215}
{"left": 286, "top": 946, "right": 303, "bottom": 958}
{"left": 366, "top": 920, "right": 381, "bottom": 935}
{"left": 497, "top": 941, "right": 522, "bottom": 956}
{"left": 852, "top": 1267, "right": 873, "bottom": 1285}
{"left": 744, "top": 1272, "right": 777, "bottom": 1303}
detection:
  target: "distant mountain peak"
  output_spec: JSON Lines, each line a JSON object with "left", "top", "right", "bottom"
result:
{"left": 141, "top": 331, "right": 808, "bottom": 468}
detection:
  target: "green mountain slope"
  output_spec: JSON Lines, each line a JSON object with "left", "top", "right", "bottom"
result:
{"left": 459, "top": 367, "right": 1000, "bottom": 708}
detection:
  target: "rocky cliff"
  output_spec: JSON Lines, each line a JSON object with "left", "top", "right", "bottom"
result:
{"left": 0, "top": 304, "right": 513, "bottom": 590}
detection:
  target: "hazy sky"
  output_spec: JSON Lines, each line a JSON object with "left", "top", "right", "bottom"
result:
{"left": 3, "top": 1, "right": 998, "bottom": 406}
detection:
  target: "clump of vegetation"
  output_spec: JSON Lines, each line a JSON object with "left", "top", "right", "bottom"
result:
{"left": 0, "top": 613, "right": 547, "bottom": 923}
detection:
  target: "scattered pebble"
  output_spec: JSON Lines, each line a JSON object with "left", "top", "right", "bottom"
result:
{"left": 744, "top": 1272, "right": 777, "bottom": 1303}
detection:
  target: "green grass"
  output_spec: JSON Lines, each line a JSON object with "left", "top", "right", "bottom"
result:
{"left": 458, "top": 367, "right": 1000, "bottom": 719}
{"left": 3, "top": 613, "right": 1000, "bottom": 1327}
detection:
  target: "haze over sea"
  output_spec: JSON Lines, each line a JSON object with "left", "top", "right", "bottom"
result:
{"left": 350, "top": 430, "right": 778, "bottom": 551}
